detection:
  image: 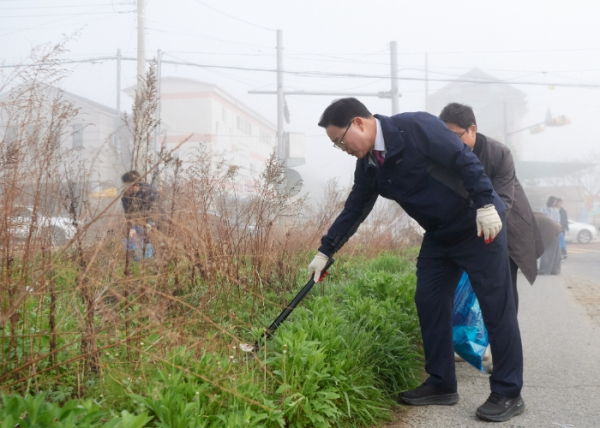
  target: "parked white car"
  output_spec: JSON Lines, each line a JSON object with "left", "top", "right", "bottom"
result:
{"left": 564, "top": 219, "right": 599, "bottom": 244}
{"left": 9, "top": 206, "right": 77, "bottom": 246}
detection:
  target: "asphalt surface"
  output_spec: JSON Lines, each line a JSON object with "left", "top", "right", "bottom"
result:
{"left": 391, "top": 240, "right": 600, "bottom": 428}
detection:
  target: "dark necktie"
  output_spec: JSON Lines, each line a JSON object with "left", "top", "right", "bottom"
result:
{"left": 373, "top": 150, "right": 385, "bottom": 168}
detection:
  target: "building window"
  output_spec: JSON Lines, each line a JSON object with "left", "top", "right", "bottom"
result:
{"left": 236, "top": 115, "right": 252, "bottom": 135}
{"left": 72, "top": 123, "right": 83, "bottom": 149}
{"left": 259, "top": 129, "right": 272, "bottom": 144}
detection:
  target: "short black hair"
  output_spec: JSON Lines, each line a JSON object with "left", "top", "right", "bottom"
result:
{"left": 546, "top": 196, "right": 556, "bottom": 207}
{"left": 121, "top": 170, "right": 141, "bottom": 184}
{"left": 318, "top": 98, "right": 373, "bottom": 128}
{"left": 439, "top": 103, "right": 477, "bottom": 130}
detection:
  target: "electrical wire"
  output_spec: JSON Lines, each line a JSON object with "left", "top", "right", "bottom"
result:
{"left": 145, "top": 19, "right": 273, "bottom": 50}
{"left": 192, "top": 0, "right": 275, "bottom": 32}
{"left": 0, "top": 4, "right": 117, "bottom": 37}
{"left": 0, "top": 3, "right": 121, "bottom": 10}
{"left": 0, "top": 12, "right": 129, "bottom": 17}
{"left": 2, "top": 53, "right": 600, "bottom": 90}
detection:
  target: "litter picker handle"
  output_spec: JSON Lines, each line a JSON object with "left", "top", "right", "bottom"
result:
{"left": 264, "top": 257, "right": 335, "bottom": 340}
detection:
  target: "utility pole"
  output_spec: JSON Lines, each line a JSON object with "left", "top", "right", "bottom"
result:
{"left": 425, "top": 53, "right": 429, "bottom": 113}
{"left": 115, "top": 48, "right": 122, "bottom": 188}
{"left": 503, "top": 101, "right": 509, "bottom": 148}
{"left": 136, "top": 0, "right": 146, "bottom": 92}
{"left": 276, "top": 29, "right": 285, "bottom": 161}
{"left": 390, "top": 41, "right": 399, "bottom": 115}
{"left": 154, "top": 49, "right": 162, "bottom": 154}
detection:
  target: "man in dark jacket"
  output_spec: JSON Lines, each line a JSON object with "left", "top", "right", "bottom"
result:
{"left": 439, "top": 103, "right": 544, "bottom": 312}
{"left": 308, "top": 98, "right": 524, "bottom": 423}
{"left": 121, "top": 171, "right": 161, "bottom": 260}
{"left": 121, "top": 170, "right": 160, "bottom": 233}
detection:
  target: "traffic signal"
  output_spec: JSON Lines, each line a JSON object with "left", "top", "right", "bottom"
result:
{"left": 547, "top": 115, "right": 571, "bottom": 127}
{"left": 529, "top": 124, "right": 545, "bottom": 134}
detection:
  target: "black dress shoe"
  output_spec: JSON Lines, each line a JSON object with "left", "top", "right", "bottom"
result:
{"left": 476, "top": 392, "right": 525, "bottom": 422}
{"left": 398, "top": 383, "right": 459, "bottom": 406}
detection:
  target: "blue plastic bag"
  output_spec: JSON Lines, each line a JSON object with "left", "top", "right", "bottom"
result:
{"left": 123, "top": 225, "right": 154, "bottom": 261}
{"left": 453, "top": 272, "right": 488, "bottom": 371}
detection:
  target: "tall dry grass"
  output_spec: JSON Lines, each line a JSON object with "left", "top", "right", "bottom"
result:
{"left": 0, "top": 42, "right": 418, "bottom": 401}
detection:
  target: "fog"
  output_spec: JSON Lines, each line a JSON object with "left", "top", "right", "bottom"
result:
{"left": 2, "top": 0, "right": 600, "bottom": 203}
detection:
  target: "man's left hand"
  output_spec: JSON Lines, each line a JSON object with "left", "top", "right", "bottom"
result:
{"left": 476, "top": 205, "right": 502, "bottom": 244}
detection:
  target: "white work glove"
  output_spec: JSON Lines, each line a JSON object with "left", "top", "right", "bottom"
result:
{"left": 145, "top": 223, "right": 152, "bottom": 232}
{"left": 308, "top": 252, "right": 329, "bottom": 282}
{"left": 476, "top": 204, "right": 502, "bottom": 244}
{"left": 129, "top": 228, "right": 137, "bottom": 238}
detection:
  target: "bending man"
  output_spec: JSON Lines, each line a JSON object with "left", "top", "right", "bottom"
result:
{"left": 308, "top": 98, "right": 524, "bottom": 423}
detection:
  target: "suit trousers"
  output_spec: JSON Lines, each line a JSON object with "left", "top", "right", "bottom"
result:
{"left": 415, "top": 217, "right": 523, "bottom": 398}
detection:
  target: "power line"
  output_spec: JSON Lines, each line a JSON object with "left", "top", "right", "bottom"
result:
{"left": 0, "top": 12, "right": 131, "bottom": 18}
{"left": 3, "top": 54, "right": 600, "bottom": 89}
{"left": 0, "top": 3, "right": 124, "bottom": 10}
{"left": 0, "top": 4, "right": 116, "bottom": 37}
{"left": 145, "top": 19, "right": 273, "bottom": 50}
{"left": 192, "top": 0, "right": 275, "bottom": 32}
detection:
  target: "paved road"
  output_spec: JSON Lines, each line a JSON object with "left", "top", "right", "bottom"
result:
{"left": 391, "top": 240, "right": 600, "bottom": 428}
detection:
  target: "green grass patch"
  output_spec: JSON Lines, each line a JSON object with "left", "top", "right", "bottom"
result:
{"left": 1, "top": 252, "right": 422, "bottom": 427}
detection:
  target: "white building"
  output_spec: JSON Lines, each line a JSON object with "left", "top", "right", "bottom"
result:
{"left": 125, "top": 77, "right": 280, "bottom": 195}
{"left": 0, "top": 83, "right": 127, "bottom": 193}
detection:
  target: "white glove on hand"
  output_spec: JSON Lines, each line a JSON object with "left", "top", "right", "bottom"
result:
{"left": 308, "top": 252, "right": 329, "bottom": 282}
{"left": 476, "top": 205, "right": 502, "bottom": 244}
{"left": 129, "top": 228, "right": 137, "bottom": 238}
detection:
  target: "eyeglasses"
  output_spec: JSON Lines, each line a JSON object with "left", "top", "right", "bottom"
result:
{"left": 455, "top": 130, "right": 467, "bottom": 139}
{"left": 333, "top": 121, "right": 353, "bottom": 150}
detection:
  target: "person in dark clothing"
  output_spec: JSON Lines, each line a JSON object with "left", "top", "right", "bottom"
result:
{"left": 534, "top": 212, "right": 562, "bottom": 274}
{"left": 121, "top": 170, "right": 160, "bottom": 258}
{"left": 308, "top": 98, "right": 524, "bottom": 422}
{"left": 556, "top": 198, "right": 568, "bottom": 259}
{"left": 439, "top": 103, "right": 544, "bottom": 313}
{"left": 539, "top": 197, "right": 562, "bottom": 274}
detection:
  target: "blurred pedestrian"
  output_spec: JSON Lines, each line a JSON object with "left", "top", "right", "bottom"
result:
{"left": 121, "top": 170, "right": 160, "bottom": 260}
{"left": 440, "top": 103, "right": 544, "bottom": 313}
{"left": 535, "top": 212, "right": 562, "bottom": 275}
{"left": 556, "top": 198, "right": 568, "bottom": 259}
{"left": 542, "top": 196, "right": 560, "bottom": 224}
{"left": 539, "top": 197, "right": 562, "bottom": 274}
{"left": 309, "top": 98, "right": 524, "bottom": 423}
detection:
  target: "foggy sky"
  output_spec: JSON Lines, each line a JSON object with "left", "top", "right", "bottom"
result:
{"left": 2, "top": 0, "right": 599, "bottom": 202}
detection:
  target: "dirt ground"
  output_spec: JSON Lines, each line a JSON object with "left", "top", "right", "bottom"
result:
{"left": 563, "top": 276, "right": 600, "bottom": 327}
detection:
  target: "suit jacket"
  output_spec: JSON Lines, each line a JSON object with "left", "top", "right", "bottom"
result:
{"left": 473, "top": 133, "right": 544, "bottom": 284}
{"left": 319, "top": 113, "right": 502, "bottom": 256}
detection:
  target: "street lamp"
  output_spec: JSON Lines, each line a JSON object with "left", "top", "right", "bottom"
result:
{"left": 505, "top": 108, "right": 570, "bottom": 145}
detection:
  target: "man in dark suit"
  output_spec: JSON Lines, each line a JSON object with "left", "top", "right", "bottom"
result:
{"left": 439, "top": 103, "right": 544, "bottom": 312}
{"left": 308, "top": 98, "right": 524, "bottom": 422}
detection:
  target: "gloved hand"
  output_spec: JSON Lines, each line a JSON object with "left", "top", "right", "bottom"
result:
{"left": 308, "top": 252, "right": 329, "bottom": 282}
{"left": 476, "top": 204, "right": 502, "bottom": 244}
{"left": 129, "top": 228, "right": 137, "bottom": 238}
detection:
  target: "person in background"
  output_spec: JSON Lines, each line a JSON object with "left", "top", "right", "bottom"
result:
{"left": 539, "top": 197, "right": 562, "bottom": 274}
{"left": 542, "top": 196, "right": 560, "bottom": 224}
{"left": 439, "top": 103, "right": 544, "bottom": 313}
{"left": 556, "top": 198, "right": 568, "bottom": 259}
{"left": 309, "top": 98, "right": 524, "bottom": 423}
{"left": 121, "top": 170, "right": 160, "bottom": 259}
